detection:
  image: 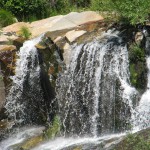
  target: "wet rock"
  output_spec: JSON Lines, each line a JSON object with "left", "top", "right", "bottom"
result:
{"left": 0, "top": 46, "right": 17, "bottom": 86}
{"left": 135, "top": 32, "right": 143, "bottom": 44}
{"left": 20, "top": 135, "right": 44, "bottom": 150}
{"left": 0, "top": 74, "right": 5, "bottom": 111}
{"left": 63, "top": 43, "right": 71, "bottom": 65}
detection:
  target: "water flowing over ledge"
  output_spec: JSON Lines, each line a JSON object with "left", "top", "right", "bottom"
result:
{"left": 5, "top": 35, "right": 45, "bottom": 124}
{"left": 1, "top": 26, "right": 150, "bottom": 149}
{"left": 56, "top": 30, "right": 137, "bottom": 137}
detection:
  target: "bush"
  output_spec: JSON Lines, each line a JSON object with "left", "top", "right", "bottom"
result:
{"left": 1, "top": 0, "right": 48, "bottom": 21}
{"left": 0, "top": 0, "right": 89, "bottom": 22}
{"left": 19, "top": 26, "right": 31, "bottom": 40}
{"left": 0, "top": 9, "right": 16, "bottom": 27}
{"left": 91, "top": 0, "right": 150, "bottom": 25}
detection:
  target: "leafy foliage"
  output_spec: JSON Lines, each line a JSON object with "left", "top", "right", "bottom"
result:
{"left": 91, "top": 0, "right": 150, "bottom": 25}
{"left": 0, "top": 0, "right": 48, "bottom": 21}
{"left": 0, "top": 9, "right": 16, "bottom": 27}
{"left": 0, "top": 0, "right": 150, "bottom": 25}
{"left": 0, "top": 0, "right": 91, "bottom": 22}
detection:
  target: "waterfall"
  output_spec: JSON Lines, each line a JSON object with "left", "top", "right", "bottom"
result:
{"left": 1, "top": 29, "right": 144, "bottom": 150}
{"left": 56, "top": 30, "right": 137, "bottom": 137}
{"left": 132, "top": 27, "right": 150, "bottom": 130}
{"left": 5, "top": 35, "right": 45, "bottom": 124}
{"left": 133, "top": 57, "right": 150, "bottom": 130}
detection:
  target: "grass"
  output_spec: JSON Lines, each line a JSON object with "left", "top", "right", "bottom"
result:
{"left": 19, "top": 26, "right": 32, "bottom": 40}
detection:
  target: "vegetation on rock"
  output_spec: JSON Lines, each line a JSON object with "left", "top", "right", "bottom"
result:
{"left": 19, "top": 26, "right": 32, "bottom": 40}
{"left": 129, "top": 43, "right": 147, "bottom": 90}
{"left": 114, "top": 131, "right": 150, "bottom": 150}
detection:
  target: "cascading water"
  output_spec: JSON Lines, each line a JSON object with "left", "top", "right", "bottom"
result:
{"left": 132, "top": 27, "right": 150, "bottom": 131}
{"left": 1, "top": 29, "right": 143, "bottom": 150}
{"left": 56, "top": 30, "right": 137, "bottom": 137}
{"left": 5, "top": 35, "right": 46, "bottom": 124}
{"left": 133, "top": 55, "right": 150, "bottom": 130}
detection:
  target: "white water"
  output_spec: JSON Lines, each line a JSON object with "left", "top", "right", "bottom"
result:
{"left": 0, "top": 126, "right": 45, "bottom": 150}
{"left": 133, "top": 57, "right": 150, "bottom": 130}
{"left": 32, "top": 133, "right": 125, "bottom": 150}
{"left": 5, "top": 35, "right": 43, "bottom": 124}
{"left": 0, "top": 30, "right": 143, "bottom": 150}
{"left": 57, "top": 30, "right": 137, "bottom": 136}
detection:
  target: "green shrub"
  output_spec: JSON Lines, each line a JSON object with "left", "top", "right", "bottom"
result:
{"left": 0, "top": 9, "right": 16, "bottom": 27}
{"left": 19, "top": 26, "right": 31, "bottom": 40}
{"left": 129, "top": 44, "right": 145, "bottom": 62}
{"left": 91, "top": 0, "right": 150, "bottom": 25}
{"left": 129, "top": 44, "right": 146, "bottom": 89}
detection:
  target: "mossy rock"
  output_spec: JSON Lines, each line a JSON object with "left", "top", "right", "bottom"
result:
{"left": 44, "top": 116, "right": 61, "bottom": 139}
{"left": 20, "top": 135, "right": 44, "bottom": 150}
{"left": 114, "top": 128, "right": 150, "bottom": 150}
{"left": 129, "top": 43, "right": 147, "bottom": 91}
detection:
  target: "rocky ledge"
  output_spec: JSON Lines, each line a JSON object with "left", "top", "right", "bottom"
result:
{"left": 0, "top": 11, "right": 106, "bottom": 122}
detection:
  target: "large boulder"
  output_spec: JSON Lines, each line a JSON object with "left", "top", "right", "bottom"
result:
{"left": 1, "top": 11, "right": 104, "bottom": 40}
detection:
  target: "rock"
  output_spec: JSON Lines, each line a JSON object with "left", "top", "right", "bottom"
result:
{"left": 0, "top": 69, "right": 5, "bottom": 111}
{"left": 20, "top": 135, "right": 44, "bottom": 150}
{"left": 0, "top": 119, "right": 15, "bottom": 130}
{"left": 35, "top": 43, "right": 47, "bottom": 49}
{"left": 65, "top": 30, "right": 87, "bottom": 43}
{"left": 0, "top": 45, "right": 17, "bottom": 87}
{"left": 63, "top": 43, "right": 71, "bottom": 65}
{"left": 30, "top": 15, "right": 64, "bottom": 37}
{"left": 0, "top": 35, "right": 17, "bottom": 44}
{"left": 65, "top": 11, "right": 103, "bottom": 25}
{"left": 48, "top": 17, "right": 77, "bottom": 32}
{"left": 13, "top": 37, "right": 25, "bottom": 49}
{"left": 54, "top": 36, "right": 63, "bottom": 43}
{"left": 2, "top": 22, "right": 30, "bottom": 33}
{"left": 0, "top": 45, "right": 16, "bottom": 51}
{"left": 11, "top": 11, "right": 103, "bottom": 38}
{"left": 135, "top": 32, "right": 143, "bottom": 44}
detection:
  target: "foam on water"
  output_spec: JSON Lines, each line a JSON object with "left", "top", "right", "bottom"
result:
{"left": 32, "top": 133, "right": 125, "bottom": 150}
{"left": 0, "top": 126, "right": 45, "bottom": 150}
